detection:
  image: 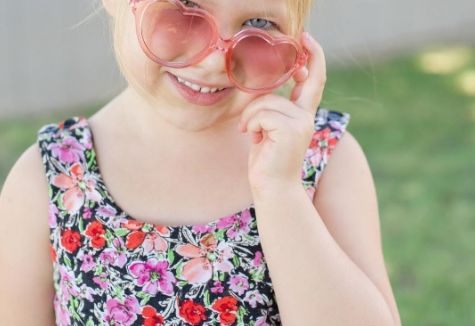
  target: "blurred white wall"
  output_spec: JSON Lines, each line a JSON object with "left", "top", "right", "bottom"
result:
{"left": 1, "top": 0, "right": 474, "bottom": 119}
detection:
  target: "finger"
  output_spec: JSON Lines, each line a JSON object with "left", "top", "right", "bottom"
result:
{"left": 294, "top": 32, "right": 327, "bottom": 112}
{"left": 290, "top": 82, "right": 305, "bottom": 102}
{"left": 292, "top": 66, "right": 309, "bottom": 84}
{"left": 239, "top": 94, "right": 298, "bottom": 132}
{"left": 246, "top": 110, "right": 289, "bottom": 141}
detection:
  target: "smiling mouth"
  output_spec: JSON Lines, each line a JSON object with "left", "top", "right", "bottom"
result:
{"left": 169, "top": 73, "right": 231, "bottom": 94}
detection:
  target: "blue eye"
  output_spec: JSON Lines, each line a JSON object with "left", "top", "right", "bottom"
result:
{"left": 179, "top": 0, "right": 280, "bottom": 31}
{"left": 244, "top": 18, "right": 278, "bottom": 31}
{"left": 179, "top": 0, "right": 199, "bottom": 8}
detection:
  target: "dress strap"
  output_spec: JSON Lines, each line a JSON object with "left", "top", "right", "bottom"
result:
{"left": 37, "top": 116, "right": 98, "bottom": 227}
{"left": 302, "top": 107, "right": 351, "bottom": 200}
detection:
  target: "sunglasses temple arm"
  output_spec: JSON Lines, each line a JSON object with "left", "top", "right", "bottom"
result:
{"left": 129, "top": 0, "right": 144, "bottom": 11}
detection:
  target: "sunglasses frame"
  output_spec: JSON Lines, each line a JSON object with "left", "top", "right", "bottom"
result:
{"left": 129, "top": 0, "right": 309, "bottom": 93}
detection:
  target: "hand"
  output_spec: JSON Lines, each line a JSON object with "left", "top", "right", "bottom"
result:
{"left": 238, "top": 32, "right": 327, "bottom": 195}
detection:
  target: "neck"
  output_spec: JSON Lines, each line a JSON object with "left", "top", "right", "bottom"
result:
{"left": 113, "top": 87, "right": 249, "bottom": 151}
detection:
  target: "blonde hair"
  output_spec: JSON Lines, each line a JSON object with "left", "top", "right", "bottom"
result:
{"left": 108, "top": 0, "right": 314, "bottom": 95}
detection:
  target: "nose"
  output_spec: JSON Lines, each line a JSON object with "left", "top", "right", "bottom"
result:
{"left": 193, "top": 39, "right": 232, "bottom": 74}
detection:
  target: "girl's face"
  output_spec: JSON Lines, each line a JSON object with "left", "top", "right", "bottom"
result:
{"left": 107, "top": 0, "right": 292, "bottom": 132}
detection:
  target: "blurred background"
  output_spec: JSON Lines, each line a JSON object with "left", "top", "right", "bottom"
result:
{"left": 1, "top": 0, "right": 474, "bottom": 324}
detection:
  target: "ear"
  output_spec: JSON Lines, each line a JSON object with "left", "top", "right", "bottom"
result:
{"left": 102, "top": 0, "right": 117, "bottom": 17}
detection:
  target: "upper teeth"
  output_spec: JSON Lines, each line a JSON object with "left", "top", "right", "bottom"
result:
{"left": 176, "top": 76, "right": 226, "bottom": 93}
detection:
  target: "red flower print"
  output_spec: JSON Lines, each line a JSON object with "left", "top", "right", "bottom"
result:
{"left": 211, "top": 296, "right": 238, "bottom": 325}
{"left": 85, "top": 221, "right": 106, "bottom": 249}
{"left": 142, "top": 305, "right": 165, "bottom": 326}
{"left": 178, "top": 299, "right": 207, "bottom": 325}
{"left": 61, "top": 229, "right": 81, "bottom": 253}
{"left": 126, "top": 231, "right": 146, "bottom": 250}
{"left": 310, "top": 126, "right": 337, "bottom": 150}
{"left": 50, "top": 244, "right": 57, "bottom": 262}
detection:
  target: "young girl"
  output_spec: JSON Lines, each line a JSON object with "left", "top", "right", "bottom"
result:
{"left": 0, "top": 0, "right": 401, "bottom": 325}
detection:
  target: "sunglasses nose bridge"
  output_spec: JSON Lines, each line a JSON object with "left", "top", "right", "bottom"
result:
{"left": 212, "top": 38, "right": 234, "bottom": 53}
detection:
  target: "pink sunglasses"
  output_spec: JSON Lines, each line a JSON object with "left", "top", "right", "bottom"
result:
{"left": 129, "top": 0, "right": 309, "bottom": 93}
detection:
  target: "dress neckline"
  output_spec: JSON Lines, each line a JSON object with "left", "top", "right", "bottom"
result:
{"left": 74, "top": 116, "right": 256, "bottom": 230}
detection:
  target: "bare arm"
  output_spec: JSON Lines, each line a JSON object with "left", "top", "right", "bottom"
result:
{"left": 0, "top": 144, "right": 56, "bottom": 325}
{"left": 252, "top": 131, "right": 401, "bottom": 325}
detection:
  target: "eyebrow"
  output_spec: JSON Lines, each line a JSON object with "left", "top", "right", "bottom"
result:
{"left": 197, "top": 0, "right": 286, "bottom": 20}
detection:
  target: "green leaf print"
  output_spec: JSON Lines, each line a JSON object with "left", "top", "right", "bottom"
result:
{"left": 87, "top": 150, "right": 95, "bottom": 169}
{"left": 237, "top": 306, "right": 247, "bottom": 324}
{"left": 167, "top": 249, "right": 175, "bottom": 264}
{"left": 215, "top": 229, "right": 225, "bottom": 240}
{"left": 140, "top": 294, "right": 151, "bottom": 306}
{"left": 219, "top": 271, "right": 225, "bottom": 281}
{"left": 48, "top": 185, "right": 53, "bottom": 200}
{"left": 113, "top": 287, "right": 125, "bottom": 301}
{"left": 96, "top": 265, "right": 103, "bottom": 274}
{"left": 232, "top": 255, "right": 240, "bottom": 268}
{"left": 242, "top": 234, "right": 254, "bottom": 242}
{"left": 142, "top": 224, "right": 153, "bottom": 233}
{"left": 68, "top": 301, "right": 81, "bottom": 321}
{"left": 63, "top": 255, "right": 72, "bottom": 269}
{"left": 114, "top": 228, "right": 130, "bottom": 237}
{"left": 204, "top": 290, "right": 211, "bottom": 307}
{"left": 175, "top": 262, "right": 184, "bottom": 278}
{"left": 78, "top": 218, "right": 84, "bottom": 233}
{"left": 251, "top": 270, "right": 264, "bottom": 283}
{"left": 105, "top": 230, "right": 114, "bottom": 242}
{"left": 85, "top": 318, "right": 95, "bottom": 326}
{"left": 177, "top": 280, "right": 188, "bottom": 287}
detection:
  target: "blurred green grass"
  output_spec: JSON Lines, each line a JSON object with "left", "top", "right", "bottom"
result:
{"left": 1, "top": 46, "right": 474, "bottom": 325}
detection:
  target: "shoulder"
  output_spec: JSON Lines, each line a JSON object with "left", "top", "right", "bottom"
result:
{"left": 0, "top": 142, "right": 51, "bottom": 236}
{"left": 313, "top": 125, "right": 373, "bottom": 209}
{"left": 1, "top": 143, "right": 48, "bottom": 206}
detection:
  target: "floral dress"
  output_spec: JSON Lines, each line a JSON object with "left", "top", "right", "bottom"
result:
{"left": 37, "top": 107, "right": 350, "bottom": 326}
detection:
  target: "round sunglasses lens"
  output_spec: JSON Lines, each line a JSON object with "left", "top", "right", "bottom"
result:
{"left": 231, "top": 35, "right": 298, "bottom": 90}
{"left": 141, "top": 2, "right": 213, "bottom": 65}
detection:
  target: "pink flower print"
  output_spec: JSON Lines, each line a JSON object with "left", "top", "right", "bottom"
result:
{"left": 92, "top": 272, "right": 109, "bottom": 290}
{"left": 47, "top": 136, "right": 85, "bottom": 164}
{"left": 99, "top": 248, "right": 127, "bottom": 269}
{"left": 243, "top": 289, "right": 265, "bottom": 308}
{"left": 53, "top": 294, "right": 71, "bottom": 326}
{"left": 58, "top": 266, "right": 80, "bottom": 302}
{"left": 192, "top": 224, "right": 216, "bottom": 233}
{"left": 175, "top": 233, "right": 234, "bottom": 284}
{"left": 252, "top": 251, "right": 263, "bottom": 267}
{"left": 51, "top": 162, "right": 102, "bottom": 214}
{"left": 255, "top": 314, "right": 271, "bottom": 326}
{"left": 211, "top": 280, "right": 224, "bottom": 294}
{"left": 97, "top": 204, "right": 117, "bottom": 218}
{"left": 83, "top": 206, "right": 92, "bottom": 220}
{"left": 79, "top": 253, "right": 95, "bottom": 272}
{"left": 226, "top": 209, "right": 252, "bottom": 240}
{"left": 309, "top": 147, "right": 322, "bottom": 168}
{"left": 104, "top": 296, "right": 140, "bottom": 326}
{"left": 128, "top": 258, "right": 176, "bottom": 296}
{"left": 48, "top": 203, "right": 58, "bottom": 228}
{"left": 143, "top": 231, "right": 168, "bottom": 254}
{"left": 228, "top": 274, "right": 249, "bottom": 296}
